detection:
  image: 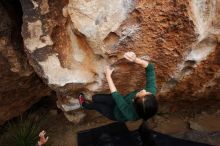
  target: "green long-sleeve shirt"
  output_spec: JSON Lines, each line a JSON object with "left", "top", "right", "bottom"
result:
{"left": 112, "top": 63, "right": 156, "bottom": 121}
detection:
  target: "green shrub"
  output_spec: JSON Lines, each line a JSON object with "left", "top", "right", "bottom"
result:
{"left": 2, "top": 115, "right": 47, "bottom": 146}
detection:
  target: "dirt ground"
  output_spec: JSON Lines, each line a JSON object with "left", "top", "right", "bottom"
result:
{"left": 0, "top": 97, "right": 220, "bottom": 146}
{"left": 40, "top": 109, "right": 220, "bottom": 146}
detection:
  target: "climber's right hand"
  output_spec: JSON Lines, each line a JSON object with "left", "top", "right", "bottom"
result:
{"left": 124, "top": 51, "right": 137, "bottom": 62}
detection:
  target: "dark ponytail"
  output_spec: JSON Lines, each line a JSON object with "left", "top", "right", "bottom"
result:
{"left": 138, "top": 121, "right": 156, "bottom": 146}
{"left": 134, "top": 94, "right": 158, "bottom": 145}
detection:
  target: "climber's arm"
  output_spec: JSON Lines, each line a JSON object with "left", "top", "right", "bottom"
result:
{"left": 124, "top": 51, "right": 156, "bottom": 95}
{"left": 134, "top": 57, "right": 157, "bottom": 95}
{"left": 134, "top": 58, "right": 149, "bottom": 68}
{"left": 105, "top": 65, "right": 117, "bottom": 93}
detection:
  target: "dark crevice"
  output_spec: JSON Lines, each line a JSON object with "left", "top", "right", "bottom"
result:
{"left": 1, "top": 0, "right": 24, "bottom": 52}
{"left": 166, "top": 78, "right": 178, "bottom": 88}
{"left": 0, "top": 0, "right": 32, "bottom": 73}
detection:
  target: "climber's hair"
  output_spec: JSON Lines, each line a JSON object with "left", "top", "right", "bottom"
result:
{"left": 138, "top": 121, "right": 156, "bottom": 146}
{"left": 134, "top": 94, "right": 158, "bottom": 121}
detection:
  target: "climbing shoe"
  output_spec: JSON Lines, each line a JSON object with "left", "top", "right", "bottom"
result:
{"left": 78, "top": 93, "right": 86, "bottom": 106}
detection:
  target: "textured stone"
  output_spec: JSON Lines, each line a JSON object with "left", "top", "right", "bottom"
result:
{"left": 0, "top": 0, "right": 51, "bottom": 125}
{"left": 153, "top": 116, "right": 189, "bottom": 134}
{"left": 17, "top": 0, "right": 220, "bottom": 122}
{"left": 64, "top": 111, "right": 86, "bottom": 124}
{"left": 189, "top": 114, "right": 220, "bottom": 132}
{"left": 49, "top": 109, "right": 58, "bottom": 116}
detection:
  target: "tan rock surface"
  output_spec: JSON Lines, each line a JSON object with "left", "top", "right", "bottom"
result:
{"left": 0, "top": 0, "right": 219, "bottom": 124}
{"left": 190, "top": 114, "right": 220, "bottom": 132}
{"left": 153, "top": 116, "right": 189, "bottom": 134}
{"left": 18, "top": 0, "right": 220, "bottom": 122}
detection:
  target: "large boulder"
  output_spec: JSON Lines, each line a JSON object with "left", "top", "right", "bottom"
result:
{"left": 18, "top": 0, "right": 220, "bottom": 122}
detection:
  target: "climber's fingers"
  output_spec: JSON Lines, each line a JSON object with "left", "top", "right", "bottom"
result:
{"left": 105, "top": 65, "right": 114, "bottom": 76}
{"left": 124, "top": 52, "right": 136, "bottom": 62}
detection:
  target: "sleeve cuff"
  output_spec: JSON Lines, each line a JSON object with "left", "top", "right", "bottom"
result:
{"left": 111, "top": 91, "right": 120, "bottom": 99}
{"left": 112, "top": 91, "right": 118, "bottom": 95}
{"left": 145, "top": 63, "right": 153, "bottom": 69}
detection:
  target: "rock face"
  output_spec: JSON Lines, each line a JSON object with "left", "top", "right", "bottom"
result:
{"left": 19, "top": 0, "right": 220, "bottom": 122}
{"left": 0, "top": 0, "right": 51, "bottom": 125}
{"left": 189, "top": 114, "right": 220, "bottom": 132}
{"left": 0, "top": 0, "right": 219, "bottom": 124}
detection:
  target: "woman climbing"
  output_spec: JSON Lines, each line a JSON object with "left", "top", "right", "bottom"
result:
{"left": 78, "top": 51, "right": 158, "bottom": 122}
